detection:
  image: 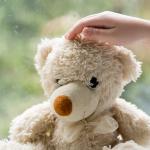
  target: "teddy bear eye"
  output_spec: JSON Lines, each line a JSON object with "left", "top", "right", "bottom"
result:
{"left": 55, "top": 79, "right": 60, "bottom": 83}
{"left": 88, "top": 76, "right": 99, "bottom": 89}
{"left": 55, "top": 79, "right": 64, "bottom": 86}
{"left": 55, "top": 79, "right": 62, "bottom": 85}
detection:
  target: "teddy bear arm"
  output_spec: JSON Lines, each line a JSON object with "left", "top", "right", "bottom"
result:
{"left": 112, "top": 98, "right": 150, "bottom": 145}
{"left": 9, "top": 101, "right": 56, "bottom": 144}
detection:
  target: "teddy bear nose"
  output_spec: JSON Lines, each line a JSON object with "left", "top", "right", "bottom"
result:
{"left": 54, "top": 95, "right": 72, "bottom": 116}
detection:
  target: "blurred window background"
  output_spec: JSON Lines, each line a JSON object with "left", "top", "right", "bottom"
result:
{"left": 0, "top": 0, "right": 150, "bottom": 138}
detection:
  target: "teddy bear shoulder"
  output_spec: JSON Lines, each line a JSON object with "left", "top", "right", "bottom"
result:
{"left": 9, "top": 101, "right": 56, "bottom": 144}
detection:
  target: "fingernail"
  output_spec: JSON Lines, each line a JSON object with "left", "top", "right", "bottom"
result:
{"left": 64, "top": 33, "right": 69, "bottom": 39}
{"left": 65, "top": 34, "right": 74, "bottom": 40}
{"left": 82, "top": 28, "right": 91, "bottom": 36}
{"left": 82, "top": 27, "right": 88, "bottom": 32}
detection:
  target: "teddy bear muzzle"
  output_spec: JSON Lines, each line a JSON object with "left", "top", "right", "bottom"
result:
{"left": 54, "top": 95, "right": 72, "bottom": 116}
{"left": 49, "top": 81, "right": 99, "bottom": 122}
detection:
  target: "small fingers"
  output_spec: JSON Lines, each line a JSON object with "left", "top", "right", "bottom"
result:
{"left": 65, "top": 15, "right": 109, "bottom": 40}
{"left": 81, "top": 27, "right": 117, "bottom": 45}
{"left": 65, "top": 21, "right": 85, "bottom": 40}
{"left": 65, "top": 12, "right": 115, "bottom": 40}
{"left": 65, "top": 19, "right": 97, "bottom": 40}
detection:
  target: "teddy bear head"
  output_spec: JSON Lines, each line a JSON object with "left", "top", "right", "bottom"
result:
{"left": 35, "top": 37, "right": 141, "bottom": 122}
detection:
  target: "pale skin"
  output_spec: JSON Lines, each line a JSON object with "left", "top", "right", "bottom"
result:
{"left": 65, "top": 11, "right": 150, "bottom": 46}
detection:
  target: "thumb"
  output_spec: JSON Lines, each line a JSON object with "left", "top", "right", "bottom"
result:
{"left": 82, "top": 27, "right": 116, "bottom": 45}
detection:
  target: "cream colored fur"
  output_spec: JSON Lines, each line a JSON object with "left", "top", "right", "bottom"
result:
{"left": 103, "top": 141, "right": 148, "bottom": 150}
{"left": 0, "top": 37, "right": 150, "bottom": 150}
{"left": 112, "top": 98, "right": 150, "bottom": 146}
{"left": 0, "top": 140, "right": 44, "bottom": 150}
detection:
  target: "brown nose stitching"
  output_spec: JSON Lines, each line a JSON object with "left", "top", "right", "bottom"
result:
{"left": 54, "top": 95, "right": 72, "bottom": 116}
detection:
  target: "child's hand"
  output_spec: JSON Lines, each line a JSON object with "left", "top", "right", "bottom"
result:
{"left": 65, "top": 11, "right": 150, "bottom": 46}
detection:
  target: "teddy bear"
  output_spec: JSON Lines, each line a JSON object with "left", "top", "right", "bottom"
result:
{"left": 0, "top": 37, "right": 150, "bottom": 150}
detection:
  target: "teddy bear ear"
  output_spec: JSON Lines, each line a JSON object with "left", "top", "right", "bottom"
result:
{"left": 35, "top": 38, "right": 53, "bottom": 74}
{"left": 114, "top": 46, "right": 142, "bottom": 84}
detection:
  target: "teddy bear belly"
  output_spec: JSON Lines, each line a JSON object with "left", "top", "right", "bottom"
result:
{"left": 53, "top": 132, "right": 118, "bottom": 150}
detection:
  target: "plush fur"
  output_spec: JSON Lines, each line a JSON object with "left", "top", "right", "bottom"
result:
{"left": 103, "top": 141, "right": 148, "bottom": 150}
{"left": 0, "top": 140, "right": 44, "bottom": 150}
{"left": 1, "top": 37, "right": 150, "bottom": 150}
